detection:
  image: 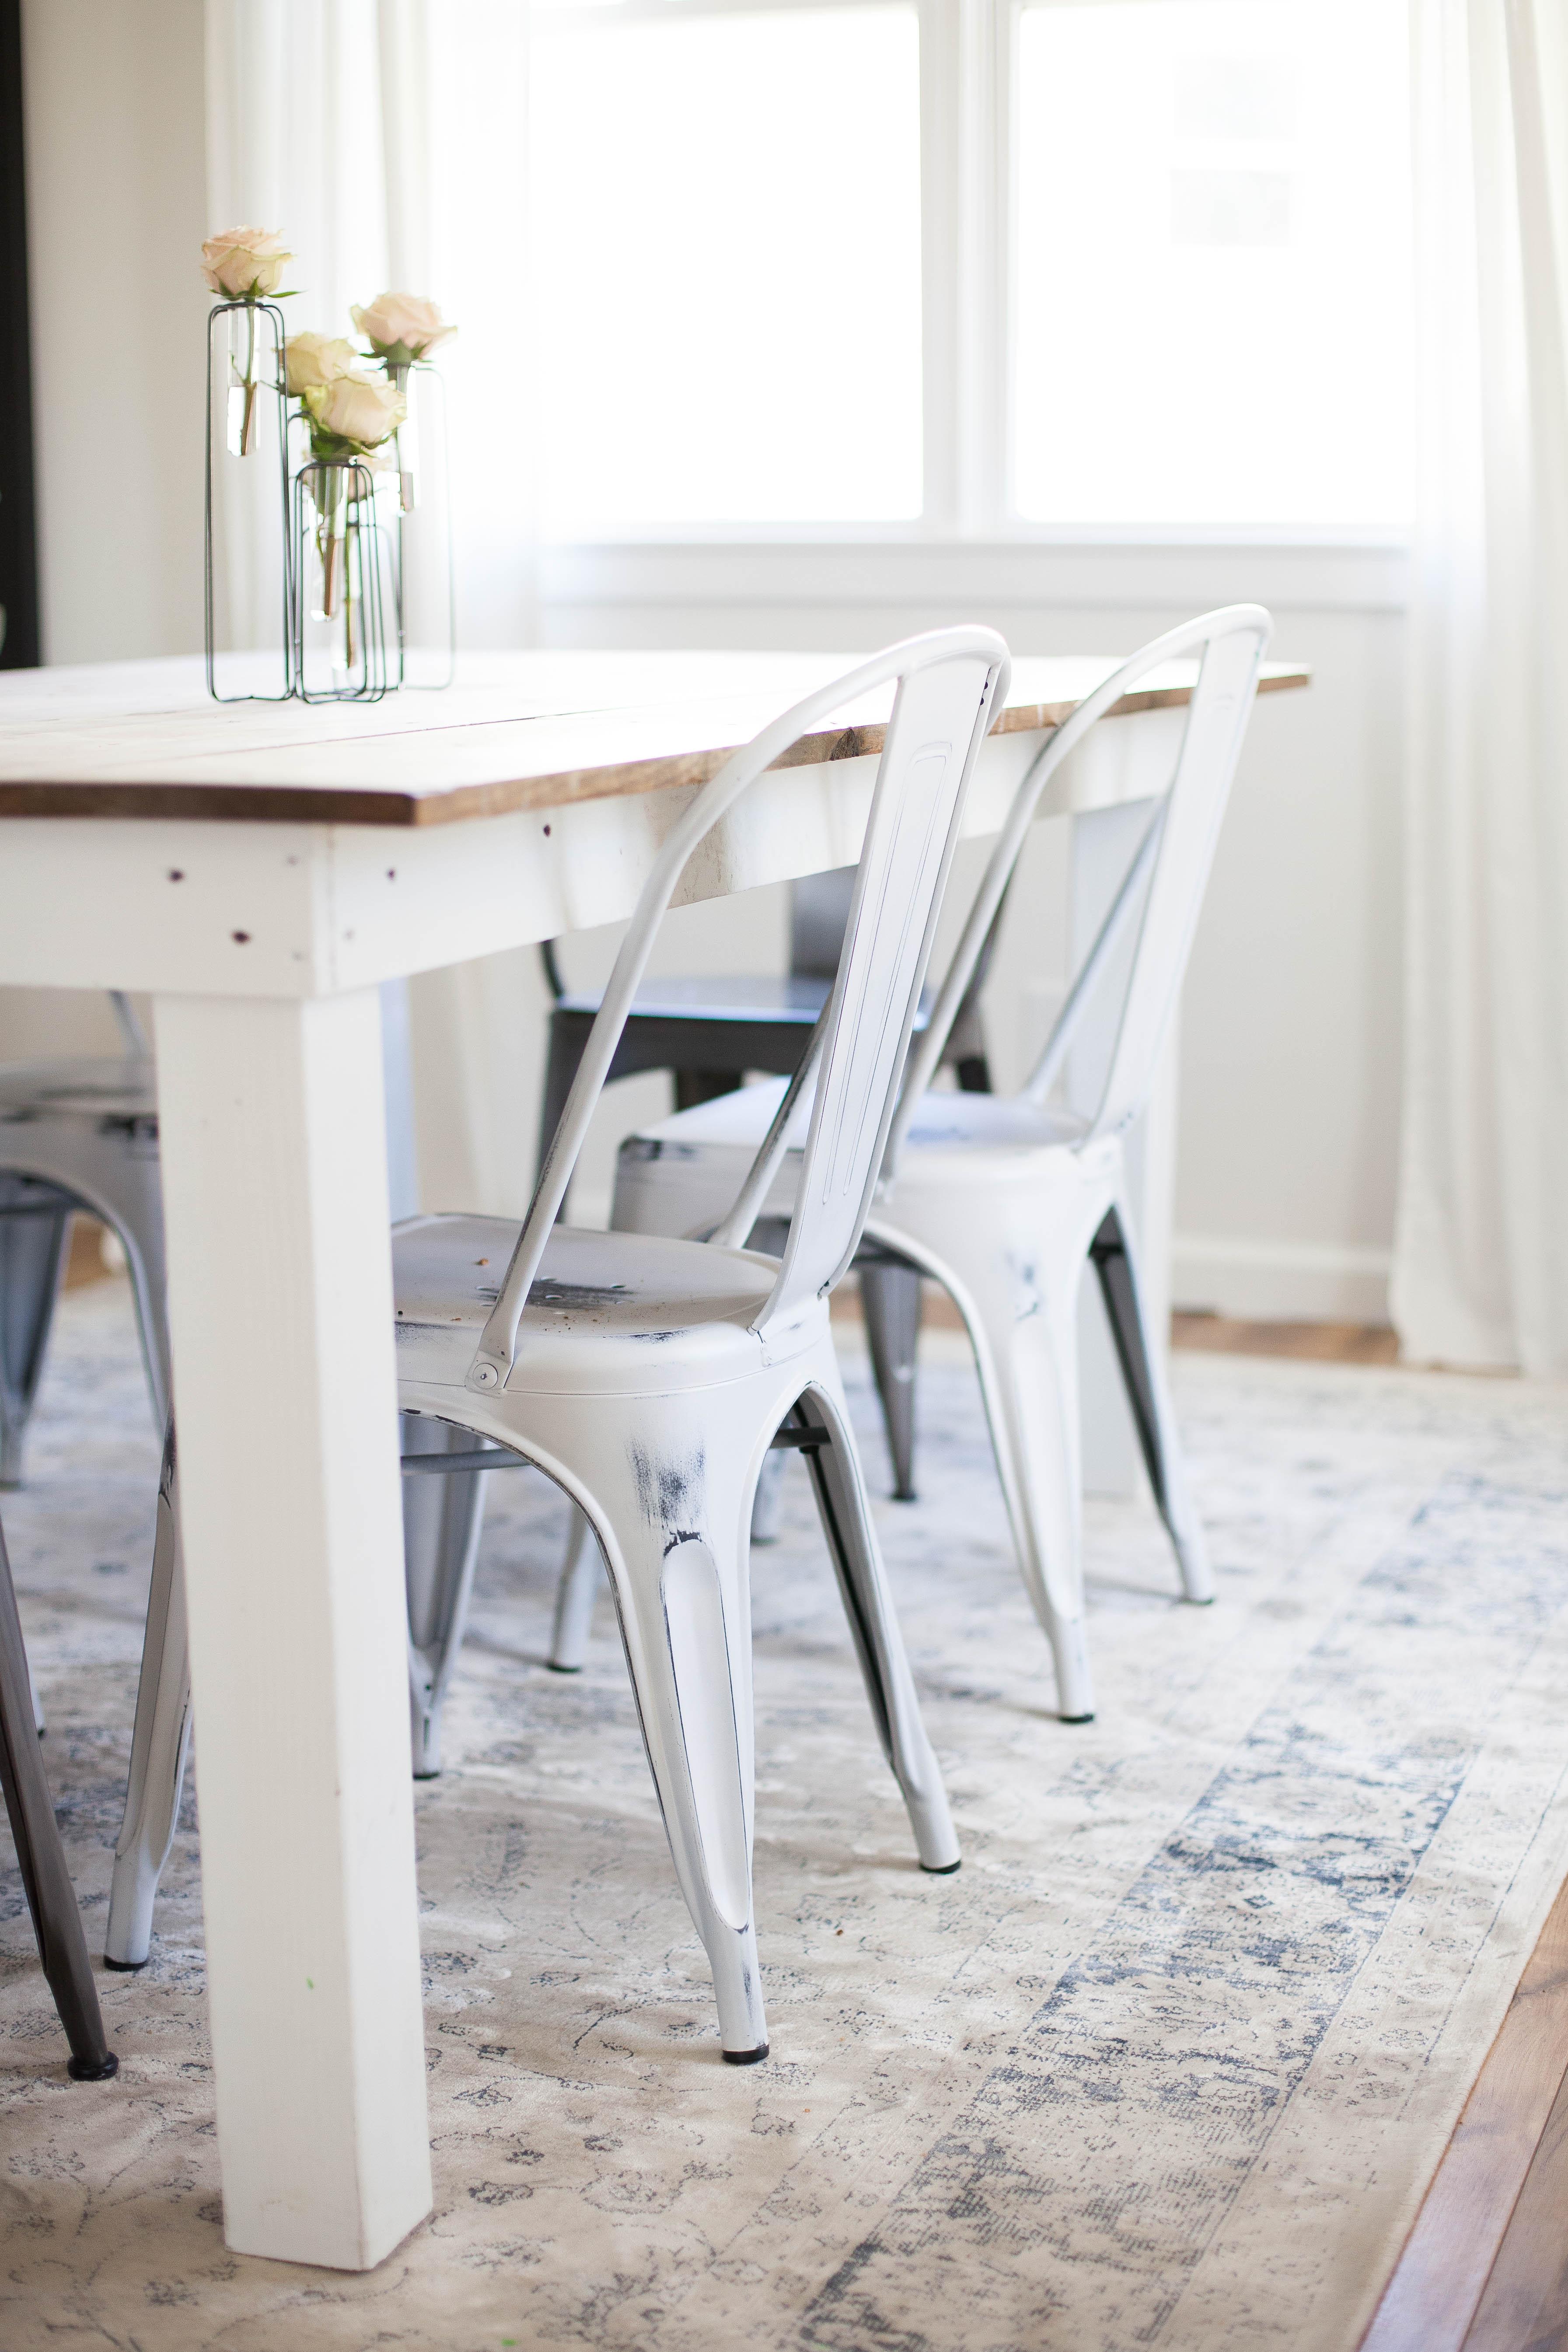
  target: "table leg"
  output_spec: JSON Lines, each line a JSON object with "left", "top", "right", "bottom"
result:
{"left": 152, "top": 988, "right": 431, "bottom": 2271}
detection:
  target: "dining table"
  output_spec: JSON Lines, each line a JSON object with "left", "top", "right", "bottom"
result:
{"left": 0, "top": 643, "right": 1308, "bottom": 2271}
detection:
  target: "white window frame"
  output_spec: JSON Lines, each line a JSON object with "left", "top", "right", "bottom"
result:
{"left": 531, "top": 0, "right": 1413, "bottom": 566}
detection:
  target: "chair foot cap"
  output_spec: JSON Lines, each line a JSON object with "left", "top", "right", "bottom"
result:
{"left": 722, "top": 2042, "right": 769, "bottom": 2066}
{"left": 67, "top": 2052, "right": 119, "bottom": 2081}
{"left": 892, "top": 1489, "right": 918, "bottom": 1504}
{"left": 103, "top": 1956, "right": 147, "bottom": 1973}
{"left": 1184, "top": 1595, "right": 1215, "bottom": 1607}
{"left": 545, "top": 1661, "right": 582, "bottom": 1675}
{"left": 920, "top": 1857, "right": 961, "bottom": 1875}
{"left": 1060, "top": 1712, "right": 1095, "bottom": 1726}
{"left": 412, "top": 1768, "right": 441, "bottom": 1781}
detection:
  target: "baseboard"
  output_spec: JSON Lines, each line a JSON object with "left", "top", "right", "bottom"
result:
{"left": 1173, "top": 1235, "right": 1392, "bottom": 1325}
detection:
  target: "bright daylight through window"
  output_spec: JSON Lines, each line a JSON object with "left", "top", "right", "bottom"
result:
{"left": 530, "top": 0, "right": 1413, "bottom": 537}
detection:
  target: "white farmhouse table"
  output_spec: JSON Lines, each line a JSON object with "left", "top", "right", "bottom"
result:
{"left": 0, "top": 647, "right": 1306, "bottom": 2272}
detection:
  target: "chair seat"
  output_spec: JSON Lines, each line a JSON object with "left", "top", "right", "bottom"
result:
{"left": 393, "top": 1214, "right": 791, "bottom": 1395}
{"left": 555, "top": 973, "right": 935, "bottom": 1030}
{"left": 556, "top": 974, "right": 834, "bottom": 1025}
{"left": 612, "top": 1077, "right": 1093, "bottom": 1241}
{"left": 0, "top": 1057, "right": 156, "bottom": 1121}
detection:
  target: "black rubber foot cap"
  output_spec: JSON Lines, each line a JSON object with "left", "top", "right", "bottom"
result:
{"left": 68, "top": 2051, "right": 119, "bottom": 2081}
{"left": 1186, "top": 1595, "right": 1215, "bottom": 1607}
{"left": 412, "top": 1769, "right": 440, "bottom": 1781}
{"left": 103, "top": 1955, "right": 147, "bottom": 1973}
{"left": 722, "top": 2042, "right": 769, "bottom": 2066}
{"left": 545, "top": 1662, "right": 582, "bottom": 1675}
{"left": 1061, "top": 1712, "right": 1096, "bottom": 1726}
{"left": 893, "top": 1490, "right": 918, "bottom": 1504}
{"left": 921, "top": 1857, "right": 961, "bottom": 1874}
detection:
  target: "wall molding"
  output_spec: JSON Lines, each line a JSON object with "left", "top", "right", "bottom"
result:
{"left": 1173, "top": 1235, "right": 1393, "bottom": 1326}
{"left": 539, "top": 538, "right": 1411, "bottom": 620}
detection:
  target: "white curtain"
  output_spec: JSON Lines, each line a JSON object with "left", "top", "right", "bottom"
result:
{"left": 1391, "top": 0, "right": 1568, "bottom": 1373}
{"left": 205, "top": 0, "right": 546, "bottom": 1218}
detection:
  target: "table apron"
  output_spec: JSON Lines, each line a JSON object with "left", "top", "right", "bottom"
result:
{"left": 0, "top": 710, "right": 1185, "bottom": 999}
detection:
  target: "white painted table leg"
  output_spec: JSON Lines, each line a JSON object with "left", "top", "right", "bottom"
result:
{"left": 152, "top": 988, "right": 431, "bottom": 2271}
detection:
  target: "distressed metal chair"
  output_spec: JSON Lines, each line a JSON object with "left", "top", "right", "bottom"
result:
{"left": 538, "top": 860, "right": 1006, "bottom": 1515}
{"left": 108, "top": 625, "right": 1010, "bottom": 2059}
{"left": 0, "top": 1504, "right": 118, "bottom": 2080}
{"left": 604, "top": 608, "right": 1273, "bottom": 1725}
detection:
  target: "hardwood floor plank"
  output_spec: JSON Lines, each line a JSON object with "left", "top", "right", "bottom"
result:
{"left": 1361, "top": 1876, "right": 1568, "bottom": 2352}
{"left": 1461, "top": 2048, "right": 1568, "bottom": 2350}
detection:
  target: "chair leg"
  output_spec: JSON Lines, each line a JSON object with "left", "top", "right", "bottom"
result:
{"left": 858, "top": 1260, "right": 923, "bottom": 1501}
{"left": 790, "top": 1362, "right": 960, "bottom": 1872}
{"left": 491, "top": 1390, "right": 772, "bottom": 2059}
{"left": 0, "top": 1193, "right": 73, "bottom": 1490}
{"left": 548, "top": 1505, "right": 604, "bottom": 1672}
{"left": 1090, "top": 1202, "right": 1213, "bottom": 1603}
{"left": 106, "top": 1417, "right": 192, "bottom": 1971}
{"left": 0, "top": 1511, "right": 118, "bottom": 2078}
{"left": 673, "top": 1070, "right": 743, "bottom": 1112}
{"left": 911, "top": 1214, "right": 1101, "bottom": 1721}
{"left": 402, "top": 1415, "right": 491, "bottom": 1776}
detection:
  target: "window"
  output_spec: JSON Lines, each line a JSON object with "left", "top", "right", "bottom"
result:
{"left": 528, "top": 0, "right": 1413, "bottom": 538}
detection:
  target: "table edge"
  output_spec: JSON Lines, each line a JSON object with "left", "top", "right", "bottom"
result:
{"left": 0, "top": 668, "right": 1310, "bottom": 828}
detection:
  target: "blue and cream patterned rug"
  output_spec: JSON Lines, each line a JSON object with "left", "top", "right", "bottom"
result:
{"left": 4, "top": 1279, "right": 1568, "bottom": 2352}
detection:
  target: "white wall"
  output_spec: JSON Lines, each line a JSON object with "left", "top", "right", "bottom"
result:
{"left": 22, "top": 0, "right": 207, "bottom": 667}
{"left": 0, "top": 1, "right": 207, "bottom": 1071}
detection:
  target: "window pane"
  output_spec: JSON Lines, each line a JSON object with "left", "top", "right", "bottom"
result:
{"left": 1013, "top": 0, "right": 1413, "bottom": 528}
{"left": 531, "top": 7, "right": 923, "bottom": 530}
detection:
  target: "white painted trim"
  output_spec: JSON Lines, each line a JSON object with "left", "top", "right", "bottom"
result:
{"left": 538, "top": 539, "right": 1410, "bottom": 616}
{"left": 1173, "top": 1235, "right": 1393, "bottom": 1325}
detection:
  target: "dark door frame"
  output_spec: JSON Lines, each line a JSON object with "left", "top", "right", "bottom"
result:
{"left": 0, "top": 0, "right": 38, "bottom": 669}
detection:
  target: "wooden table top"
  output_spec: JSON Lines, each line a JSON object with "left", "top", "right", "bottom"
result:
{"left": 0, "top": 649, "right": 1310, "bottom": 829}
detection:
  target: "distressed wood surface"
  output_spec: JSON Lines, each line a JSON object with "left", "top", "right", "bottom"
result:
{"left": 0, "top": 649, "right": 1310, "bottom": 827}
{"left": 1361, "top": 1872, "right": 1568, "bottom": 2352}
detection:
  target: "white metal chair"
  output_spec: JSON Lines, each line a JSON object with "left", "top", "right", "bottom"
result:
{"left": 392, "top": 626, "right": 1008, "bottom": 2059}
{"left": 602, "top": 607, "right": 1273, "bottom": 1726}
{"left": 99, "top": 627, "right": 1011, "bottom": 2057}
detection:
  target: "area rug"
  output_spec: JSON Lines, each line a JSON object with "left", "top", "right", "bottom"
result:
{"left": 4, "top": 1281, "right": 1568, "bottom": 2352}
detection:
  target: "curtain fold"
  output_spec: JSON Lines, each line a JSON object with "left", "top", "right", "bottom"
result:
{"left": 1391, "top": 0, "right": 1568, "bottom": 1372}
{"left": 204, "top": 0, "right": 540, "bottom": 1217}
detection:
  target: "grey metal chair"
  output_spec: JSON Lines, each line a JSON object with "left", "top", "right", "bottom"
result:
{"left": 0, "top": 987, "right": 492, "bottom": 1970}
{"left": 0, "top": 1504, "right": 118, "bottom": 2079}
{"left": 538, "top": 869, "right": 1004, "bottom": 1504}
{"left": 0, "top": 998, "right": 168, "bottom": 1494}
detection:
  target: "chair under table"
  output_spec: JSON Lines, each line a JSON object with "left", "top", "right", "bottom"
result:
{"left": 104, "top": 623, "right": 1012, "bottom": 2058}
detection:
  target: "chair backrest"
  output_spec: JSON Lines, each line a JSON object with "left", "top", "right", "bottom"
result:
{"left": 468, "top": 627, "right": 1010, "bottom": 1390}
{"left": 885, "top": 605, "right": 1271, "bottom": 1173}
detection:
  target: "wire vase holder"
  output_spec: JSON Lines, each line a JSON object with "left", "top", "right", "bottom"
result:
{"left": 386, "top": 362, "right": 456, "bottom": 691}
{"left": 290, "top": 455, "right": 396, "bottom": 703}
{"left": 204, "top": 298, "right": 293, "bottom": 703}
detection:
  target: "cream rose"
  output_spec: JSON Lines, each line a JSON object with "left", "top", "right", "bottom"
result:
{"left": 350, "top": 291, "right": 457, "bottom": 362}
{"left": 201, "top": 226, "right": 293, "bottom": 300}
{"left": 284, "top": 332, "right": 358, "bottom": 396}
{"left": 303, "top": 370, "right": 408, "bottom": 450}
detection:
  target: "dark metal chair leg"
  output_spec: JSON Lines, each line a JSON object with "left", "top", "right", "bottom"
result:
{"left": 1088, "top": 1206, "right": 1168, "bottom": 1511}
{"left": 0, "top": 1512, "right": 117, "bottom": 2080}
{"left": 859, "top": 1260, "right": 923, "bottom": 1501}
{"left": 0, "top": 1184, "right": 73, "bottom": 1489}
{"left": 1088, "top": 1204, "right": 1212, "bottom": 1602}
{"left": 674, "top": 1069, "right": 743, "bottom": 1111}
